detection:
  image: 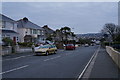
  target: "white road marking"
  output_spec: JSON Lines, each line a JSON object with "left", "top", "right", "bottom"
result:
{"left": 2, "top": 55, "right": 32, "bottom": 61}
{"left": 77, "top": 46, "right": 100, "bottom": 80}
{"left": 44, "top": 56, "right": 61, "bottom": 61}
{"left": 0, "top": 65, "right": 29, "bottom": 74}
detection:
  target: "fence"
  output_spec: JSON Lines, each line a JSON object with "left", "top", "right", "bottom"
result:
{"left": 1, "top": 46, "right": 12, "bottom": 55}
{"left": 106, "top": 46, "right": 120, "bottom": 69}
{"left": 1, "top": 45, "right": 32, "bottom": 56}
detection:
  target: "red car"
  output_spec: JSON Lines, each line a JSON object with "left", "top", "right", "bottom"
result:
{"left": 65, "top": 44, "right": 76, "bottom": 50}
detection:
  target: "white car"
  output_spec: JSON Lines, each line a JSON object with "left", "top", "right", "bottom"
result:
{"left": 84, "top": 44, "right": 89, "bottom": 47}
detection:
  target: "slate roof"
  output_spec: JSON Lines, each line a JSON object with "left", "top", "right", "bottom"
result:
{"left": 0, "top": 14, "right": 15, "bottom": 22}
{"left": 42, "top": 26, "right": 54, "bottom": 34}
{"left": 17, "top": 18, "right": 44, "bottom": 30}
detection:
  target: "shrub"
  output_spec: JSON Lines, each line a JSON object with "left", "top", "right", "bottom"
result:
{"left": 101, "top": 42, "right": 110, "bottom": 47}
{"left": 2, "top": 37, "right": 15, "bottom": 46}
{"left": 18, "top": 42, "right": 33, "bottom": 47}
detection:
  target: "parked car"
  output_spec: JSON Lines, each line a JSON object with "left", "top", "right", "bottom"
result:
{"left": 34, "top": 44, "right": 57, "bottom": 56}
{"left": 84, "top": 44, "right": 89, "bottom": 47}
{"left": 65, "top": 44, "right": 75, "bottom": 50}
{"left": 75, "top": 44, "right": 79, "bottom": 47}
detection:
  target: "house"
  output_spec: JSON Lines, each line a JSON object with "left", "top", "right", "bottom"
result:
{"left": 42, "top": 25, "right": 54, "bottom": 40}
{"left": 0, "top": 14, "right": 19, "bottom": 43}
{"left": 55, "top": 29, "right": 63, "bottom": 41}
{"left": 17, "top": 17, "right": 45, "bottom": 43}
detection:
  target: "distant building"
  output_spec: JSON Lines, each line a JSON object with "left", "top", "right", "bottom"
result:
{"left": 0, "top": 14, "right": 19, "bottom": 43}
{"left": 76, "top": 33, "right": 103, "bottom": 40}
{"left": 53, "top": 29, "right": 63, "bottom": 42}
{"left": 42, "top": 25, "right": 54, "bottom": 40}
{"left": 17, "top": 17, "right": 45, "bottom": 43}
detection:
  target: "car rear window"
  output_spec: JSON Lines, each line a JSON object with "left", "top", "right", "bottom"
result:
{"left": 39, "top": 45, "right": 49, "bottom": 48}
{"left": 66, "top": 44, "right": 74, "bottom": 46}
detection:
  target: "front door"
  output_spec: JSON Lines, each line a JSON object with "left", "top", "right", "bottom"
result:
{"left": 13, "top": 37, "right": 16, "bottom": 43}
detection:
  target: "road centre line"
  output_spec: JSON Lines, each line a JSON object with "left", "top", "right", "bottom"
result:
{"left": 44, "top": 56, "right": 61, "bottom": 61}
{"left": 77, "top": 46, "right": 100, "bottom": 80}
{"left": 2, "top": 55, "right": 32, "bottom": 61}
{"left": 0, "top": 65, "right": 29, "bottom": 74}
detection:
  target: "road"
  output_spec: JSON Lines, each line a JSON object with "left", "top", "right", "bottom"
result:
{"left": 2, "top": 45, "right": 99, "bottom": 78}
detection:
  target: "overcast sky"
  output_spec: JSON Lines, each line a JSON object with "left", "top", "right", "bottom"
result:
{"left": 2, "top": 2, "right": 118, "bottom": 34}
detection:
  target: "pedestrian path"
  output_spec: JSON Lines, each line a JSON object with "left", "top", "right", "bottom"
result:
{"left": 89, "top": 47, "right": 120, "bottom": 79}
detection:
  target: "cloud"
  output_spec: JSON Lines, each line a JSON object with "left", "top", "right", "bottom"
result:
{"left": 2, "top": 2, "right": 118, "bottom": 34}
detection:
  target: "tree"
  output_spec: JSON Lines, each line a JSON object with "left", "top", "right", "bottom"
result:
{"left": 51, "top": 31, "right": 56, "bottom": 41}
{"left": 60, "top": 26, "right": 71, "bottom": 41}
{"left": 71, "top": 32, "right": 76, "bottom": 40}
{"left": 46, "top": 36, "right": 53, "bottom": 41}
{"left": 115, "top": 25, "right": 120, "bottom": 42}
{"left": 55, "top": 29, "right": 63, "bottom": 41}
{"left": 102, "top": 23, "right": 116, "bottom": 41}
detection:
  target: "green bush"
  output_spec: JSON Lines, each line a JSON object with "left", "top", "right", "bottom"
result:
{"left": 112, "top": 42, "right": 120, "bottom": 45}
{"left": 101, "top": 41, "right": 120, "bottom": 47}
{"left": 2, "top": 37, "right": 15, "bottom": 46}
{"left": 18, "top": 42, "right": 33, "bottom": 47}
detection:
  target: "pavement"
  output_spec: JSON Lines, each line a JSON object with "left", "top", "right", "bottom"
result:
{"left": 81, "top": 47, "right": 120, "bottom": 80}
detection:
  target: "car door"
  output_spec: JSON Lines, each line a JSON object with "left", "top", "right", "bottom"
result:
{"left": 47, "top": 45, "right": 53, "bottom": 53}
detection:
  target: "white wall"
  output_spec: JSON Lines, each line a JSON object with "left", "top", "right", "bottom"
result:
{"left": 17, "top": 27, "right": 45, "bottom": 43}
{"left": 13, "top": 23, "right": 18, "bottom": 32}
{"left": 17, "top": 28, "right": 26, "bottom": 42}
{"left": 5, "top": 22, "right": 14, "bottom": 30}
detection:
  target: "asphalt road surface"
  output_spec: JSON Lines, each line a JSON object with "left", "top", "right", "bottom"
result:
{"left": 2, "top": 45, "right": 99, "bottom": 78}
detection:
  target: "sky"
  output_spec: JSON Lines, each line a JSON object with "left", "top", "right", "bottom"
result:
{"left": 2, "top": 2, "right": 118, "bottom": 34}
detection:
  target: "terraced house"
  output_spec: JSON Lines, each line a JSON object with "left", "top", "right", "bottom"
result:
{"left": 0, "top": 14, "right": 19, "bottom": 43}
{"left": 17, "top": 17, "right": 45, "bottom": 43}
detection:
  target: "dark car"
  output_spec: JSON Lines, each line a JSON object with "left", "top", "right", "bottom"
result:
{"left": 65, "top": 44, "right": 75, "bottom": 50}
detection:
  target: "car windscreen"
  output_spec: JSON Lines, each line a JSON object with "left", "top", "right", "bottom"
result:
{"left": 50, "top": 45, "right": 56, "bottom": 48}
{"left": 39, "top": 46, "right": 49, "bottom": 48}
{"left": 66, "top": 44, "right": 74, "bottom": 46}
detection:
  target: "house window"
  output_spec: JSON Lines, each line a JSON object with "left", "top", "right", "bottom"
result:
{"left": 2, "top": 21, "right": 6, "bottom": 28}
{"left": 37, "top": 30, "right": 39, "bottom": 34}
{"left": 35, "top": 30, "right": 38, "bottom": 34}
{"left": 12, "top": 23, "right": 14, "bottom": 29}
{"left": 6, "top": 35, "right": 10, "bottom": 38}
{"left": 33, "top": 29, "right": 35, "bottom": 34}
{"left": 30, "top": 29, "right": 33, "bottom": 34}
{"left": 41, "top": 30, "right": 44, "bottom": 35}
{"left": 33, "top": 29, "right": 37, "bottom": 34}
{"left": 39, "top": 30, "right": 41, "bottom": 35}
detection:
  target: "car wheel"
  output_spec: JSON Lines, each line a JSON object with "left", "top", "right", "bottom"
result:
{"left": 35, "top": 53, "right": 38, "bottom": 56}
{"left": 46, "top": 51, "right": 49, "bottom": 56}
{"left": 54, "top": 50, "right": 57, "bottom": 54}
